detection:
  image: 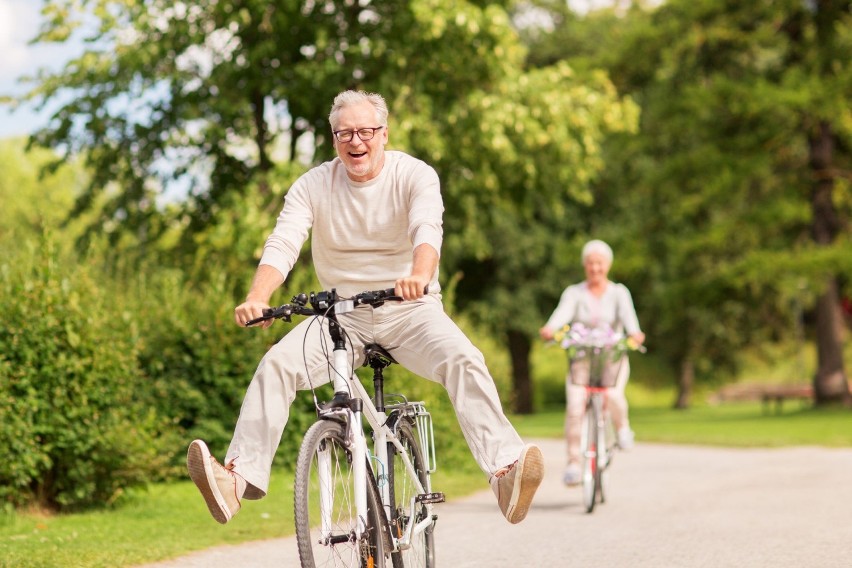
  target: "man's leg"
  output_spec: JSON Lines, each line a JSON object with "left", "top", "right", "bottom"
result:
{"left": 375, "top": 295, "right": 543, "bottom": 523}
{"left": 188, "top": 312, "right": 371, "bottom": 522}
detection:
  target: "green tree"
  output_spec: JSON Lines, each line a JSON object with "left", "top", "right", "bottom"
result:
{"left": 398, "top": 53, "right": 640, "bottom": 410}
{"left": 0, "top": 138, "right": 87, "bottom": 242}
{"left": 593, "top": 0, "right": 852, "bottom": 406}
{"left": 19, "top": 0, "right": 512, "bottom": 259}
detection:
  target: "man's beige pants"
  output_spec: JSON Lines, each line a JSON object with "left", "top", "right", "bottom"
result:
{"left": 225, "top": 294, "right": 525, "bottom": 499}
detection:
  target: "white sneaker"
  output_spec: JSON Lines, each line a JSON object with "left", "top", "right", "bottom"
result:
{"left": 562, "top": 463, "right": 581, "bottom": 486}
{"left": 618, "top": 427, "right": 635, "bottom": 450}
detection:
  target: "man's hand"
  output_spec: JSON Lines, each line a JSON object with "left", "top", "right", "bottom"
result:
{"left": 539, "top": 326, "right": 555, "bottom": 341}
{"left": 235, "top": 265, "right": 285, "bottom": 328}
{"left": 235, "top": 299, "right": 274, "bottom": 328}
{"left": 395, "top": 275, "right": 430, "bottom": 301}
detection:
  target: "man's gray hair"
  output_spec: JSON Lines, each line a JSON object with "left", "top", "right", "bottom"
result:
{"left": 329, "top": 90, "right": 389, "bottom": 130}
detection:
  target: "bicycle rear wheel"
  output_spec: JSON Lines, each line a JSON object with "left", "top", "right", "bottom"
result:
{"left": 388, "top": 417, "right": 435, "bottom": 568}
{"left": 295, "top": 419, "right": 388, "bottom": 568}
{"left": 580, "top": 401, "right": 599, "bottom": 513}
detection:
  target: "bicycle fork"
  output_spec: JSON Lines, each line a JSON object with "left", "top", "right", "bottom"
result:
{"left": 591, "top": 391, "right": 610, "bottom": 470}
{"left": 317, "top": 333, "right": 372, "bottom": 541}
{"left": 584, "top": 391, "right": 608, "bottom": 472}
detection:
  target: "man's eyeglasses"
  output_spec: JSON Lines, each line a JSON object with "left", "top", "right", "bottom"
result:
{"left": 332, "top": 126, "right": 384, "bottom": 143}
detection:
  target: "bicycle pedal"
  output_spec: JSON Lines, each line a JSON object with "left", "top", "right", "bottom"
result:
{"left": 416, "top": 492, "right": 445, "bottom": 504}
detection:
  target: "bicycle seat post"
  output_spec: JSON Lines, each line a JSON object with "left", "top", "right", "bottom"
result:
{"left": 371, "top": 360, "right": 385, "bottom": 413}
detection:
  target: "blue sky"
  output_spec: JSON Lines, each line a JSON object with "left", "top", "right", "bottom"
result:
{"left": 0, "top": 0, "right": 81, "bottom": 139}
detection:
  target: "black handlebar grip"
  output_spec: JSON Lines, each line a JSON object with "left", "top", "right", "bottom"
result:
{"left": 383, "top": 285, "right": 429, "bottom": 296}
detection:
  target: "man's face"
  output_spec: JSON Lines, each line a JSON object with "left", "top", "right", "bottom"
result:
{"left": 333, "top": 100, "right": 388, "bottom": 182}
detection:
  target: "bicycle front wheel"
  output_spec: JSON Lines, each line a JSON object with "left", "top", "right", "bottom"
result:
{"left": 598, "top": 411, "right": 615, "bottom": 505}
{"left": 295, "top": 419, "right": 387, "bottom": 568}
{"left": 580, "top": 401, "right": 599, "bottom": 514}
{"left": 388, "top": 417, "right": 435, "bottom": 568}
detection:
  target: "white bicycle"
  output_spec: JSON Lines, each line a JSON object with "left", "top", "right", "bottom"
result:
{"left": 247, "top": 288, "right": 443, "bottom": 568}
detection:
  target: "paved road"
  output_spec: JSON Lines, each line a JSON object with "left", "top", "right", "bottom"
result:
{"left": 138, "top": 439, "right": 852, "bottom": 567}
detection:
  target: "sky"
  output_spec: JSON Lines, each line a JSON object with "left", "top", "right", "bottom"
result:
{"left": 0, "top": 0, "right": 81, "bottom": 139}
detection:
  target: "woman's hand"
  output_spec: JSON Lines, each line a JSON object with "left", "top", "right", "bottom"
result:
{"left": 628, "top": 331, "right": 646, "bottom": 346}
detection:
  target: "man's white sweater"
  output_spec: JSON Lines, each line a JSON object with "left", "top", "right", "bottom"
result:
{"left": 259, "top": 151, "right": 444, "bottom": 297}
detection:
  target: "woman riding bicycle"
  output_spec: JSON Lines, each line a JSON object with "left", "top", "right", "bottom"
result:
{"left": 539, "top": 239, "right": 645, "bottom": 486}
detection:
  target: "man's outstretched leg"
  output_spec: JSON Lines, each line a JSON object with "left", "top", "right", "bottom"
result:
{"left": 382, "top": 298, "right": 545, "bottom": 524}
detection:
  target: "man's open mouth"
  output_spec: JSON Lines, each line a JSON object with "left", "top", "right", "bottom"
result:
{"left": 349, "top": 151, "right": 367, "bottom": 158}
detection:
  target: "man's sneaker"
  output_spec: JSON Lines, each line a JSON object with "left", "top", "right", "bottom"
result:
{"left": 562, "top": 462, "right": 581, "bottom": 486}
{"left": 491, "top": 444, "right": 544, "bottom": 524}
{"left": 617, "top": 427, "right": 635, "bottom": 451}
{"left": 186, "top": 439, "right": 246, "bottom": 524}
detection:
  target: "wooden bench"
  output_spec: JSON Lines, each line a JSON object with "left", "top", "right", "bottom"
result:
{"left": 709, "top": 383, "right": 813, "bottom": 413}
{"left": 758, "top": 384, "right": 813, "bottom": 414}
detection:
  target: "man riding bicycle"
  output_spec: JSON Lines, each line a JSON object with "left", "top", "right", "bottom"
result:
{"left": 187, "top": 89, "right": 544, "bottom": 526}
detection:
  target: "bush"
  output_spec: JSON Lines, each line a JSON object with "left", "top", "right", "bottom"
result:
{"left": 0, "top": 238, "right": 177, "bottom": 511}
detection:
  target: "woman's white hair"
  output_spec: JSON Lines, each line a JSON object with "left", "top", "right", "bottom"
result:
{"left": 581, "top": 239, "right": 613, "bottom": 265}
{"left": 328, "top": 90, "right": 388, "bottom": 130}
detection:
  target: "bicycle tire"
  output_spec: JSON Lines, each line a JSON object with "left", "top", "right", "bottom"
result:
{"left": 596, "top": 410, "right": 610, "bottom": 506}
{"left": 388, "top": 417, "right": 435, "bottom": 568}
{"left": 581, "top": 400, "right": 598, "bottom": 513}
{"left": 295, "top": 419, "right": 388, "bottom": 568}
{"left": 598, "top": 412, "right": 616, "bottom": 505}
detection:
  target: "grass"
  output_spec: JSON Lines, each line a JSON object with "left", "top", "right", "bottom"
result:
{"left": 0, "top": 475, "right": 297, "bottom": 568}
{"left": 511, "top": 396, "right": 852, "bottom": 448}
{"left": 0, "top": 464, "right": 484, "bottom": 568}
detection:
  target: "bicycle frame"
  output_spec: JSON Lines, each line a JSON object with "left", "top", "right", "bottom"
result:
{"left": 250, "top": 288, "right": 441, "bottom": 563}
{"left": 316, "top": 299, "right": 435, "bottom": 552}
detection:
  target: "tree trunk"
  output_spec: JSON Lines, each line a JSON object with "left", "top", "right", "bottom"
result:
{"left": 674, "top": 357, "right": 693, "bottom": 409}
{"left": 251, "top": 88, "right": 272, "bottom": 197}
{"left": 507, "top": 329, "right": 534, "bottom": 414}
{"left": 813, "top": 277, "right": 850, "bottom": 404}
{"left": 808, "top": 121, "right": 850, "bottom": 405}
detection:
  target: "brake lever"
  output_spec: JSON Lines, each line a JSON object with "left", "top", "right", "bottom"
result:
{"left": 245, "top": 305, "right": 293, "bottom": 327}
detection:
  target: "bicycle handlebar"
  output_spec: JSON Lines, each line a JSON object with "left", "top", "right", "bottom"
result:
{"left": 245, "top": 287, "right": 407, "bottom": 327}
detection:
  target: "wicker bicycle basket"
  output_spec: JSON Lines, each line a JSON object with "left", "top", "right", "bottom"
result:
{"left": 568, "top": 345, "right": 626, "bottom": 388}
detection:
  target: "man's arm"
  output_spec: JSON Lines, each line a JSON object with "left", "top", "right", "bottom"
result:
{"left": 395, "top": 243, "right": 438, "bottom": 300}
{"left": 234, "top": 264, "right": 286, "bottom": 328}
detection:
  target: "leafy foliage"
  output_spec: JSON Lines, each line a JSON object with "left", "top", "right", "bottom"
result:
{"left": 0, "top": 237, "right": 177, "bottom": 510}
{"left": 24, "top": 0, "right": 519, "bottom": 256}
